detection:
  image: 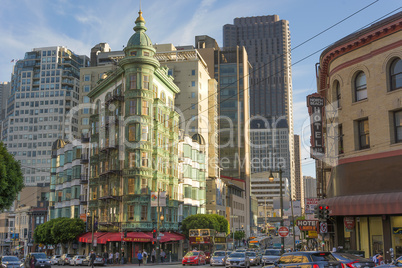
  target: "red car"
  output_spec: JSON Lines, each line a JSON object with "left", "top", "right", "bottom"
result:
{"left": 182, "top": 251, "right": 207, "bottom": 266}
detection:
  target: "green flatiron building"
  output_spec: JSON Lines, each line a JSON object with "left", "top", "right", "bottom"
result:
{"left": 87, "top": 11, "right": 181, "bottom": 233}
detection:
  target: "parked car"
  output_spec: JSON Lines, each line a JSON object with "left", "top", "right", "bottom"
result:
{"left": 24, "top": 253, "right": 51, "bottom": 268}
{"left": 210, "top": 251, "right": 227, "bottom": 266}
{"left": 1, "top": 256, "right": 22, "bottom": 268}
{"left": 331, "top": 253, "right": 375, "bottom": 268}
{"left": 261, "top": 249, "right": 282, "bottom": 266}
{"left": 50, "top": 255, "right": 61, "bottom": 265}
{"left": 376, "top": 256, "right": 402, "bottom": 268}
{"left": 82, "top": 255, "right": 105, "bottom": 266}
{"left": 267, "top": 251, "right": 341, "bottom": 268}
{"left": 246, "top": 251, "right": 260, "bottom": 266}
{"left": 69, "top": 256, "right": 87, "bottom": 266}
{"left": 58, "top": 254, "right": 75, "bottom": 266}
{"left": 226, "top": 252, "right": 250, "bottom": 268}
{"left": 182, "top": 251, "right": 207, "bottom": 266}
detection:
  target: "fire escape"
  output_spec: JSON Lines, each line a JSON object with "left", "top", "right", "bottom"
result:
{"left": 97, "top": 87, "right": 124, "bottom": 231}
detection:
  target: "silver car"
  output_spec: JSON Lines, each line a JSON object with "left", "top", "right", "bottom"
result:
{"left": 245, "top": 251, "right": 260, "bottom": 266}
{"left": 261, "top": 249, "right": 281, "bottom": 266}
{"left": 226, "top": 252, "right": 250, "bottom": 268}
{"left": 211, "top": 251, "right": 227, "bottom": 266}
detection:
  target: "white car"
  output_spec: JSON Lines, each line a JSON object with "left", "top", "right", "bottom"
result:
{"left": 50, "top": 255, "right": 61, "bottom": 265}
{"left": 70, "top": 255, "right": 86, "bottom": 266}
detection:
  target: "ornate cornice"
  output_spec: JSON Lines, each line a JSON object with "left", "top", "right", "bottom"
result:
{"left": 319, "top": 15, "right": 402, "bottom": 92}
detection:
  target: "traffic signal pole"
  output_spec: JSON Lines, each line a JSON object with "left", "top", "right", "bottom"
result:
{"left": 156, "top": 190, "right": 160, "bottom": 264}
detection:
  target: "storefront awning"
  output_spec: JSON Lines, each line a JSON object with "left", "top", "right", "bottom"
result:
{"left": 159, "top": 232, "right": 185, "bottom": 243}
{"left": 77, "top": 232, "right": 108, "bottom": 243}
{"left": 97, "top": 232, "right": 124, "bottom": 244}
{"left": 123, "top": 232, "right": 153, "bottom": 243}
{"left": 320, "top": 192, "right": 402, "bottom": 216}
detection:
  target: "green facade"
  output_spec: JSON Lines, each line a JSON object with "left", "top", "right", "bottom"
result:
{"left": 87, "top": 12, "right": 181, "bottom": 232}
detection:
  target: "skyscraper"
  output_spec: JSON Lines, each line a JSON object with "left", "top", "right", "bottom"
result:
{"left": 196, "top": 36, "right": 252, "bottom": 235}
{"left": 2, "top": 46, "right": 89, "bottom": 186}
{"left": 223, "top": 15, "right": 295, "bottom": 199}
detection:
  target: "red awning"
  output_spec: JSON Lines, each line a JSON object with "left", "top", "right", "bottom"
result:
{"left": 77, "top": 232, "right": 108, "bottom": 243}
{"left": 159, "top": 232, "right": 186, "bottom": 243}
{"left": 123, "top": 232, "right": 153, "bottom": 243}
{"left": 97, "top": 232, "right": 124, "bottom": 244}
{"left": 320, "top": 192, "right": 402, "bottom": 216}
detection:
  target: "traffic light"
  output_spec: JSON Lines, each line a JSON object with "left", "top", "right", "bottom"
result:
{"left": 323, "top": 205, "right": 330, "bottom": 220}
{"left": 314, "top": 205, "right": 320, "bottom": 219}
{"left": 152, "top": 229, "right": 157, "bottom": 238}
{"left": 318, "top": 205, "right": 324, "bottom": 220}
{"left": 124, "top": 230, "right": 127, "bottom": 238}
{"left": 152, "top": 241, "right": 155, "bottom": 245}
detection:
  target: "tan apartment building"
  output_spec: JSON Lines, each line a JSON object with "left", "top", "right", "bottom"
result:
{"left": 315, "top": 12, "right": 402, "bottom": 259}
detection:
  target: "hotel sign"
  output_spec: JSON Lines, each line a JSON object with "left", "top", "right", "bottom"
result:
{"left": 307, "top": 93, "right": 325, "bottom": 159}
{"left": 296, "top": 220, "right": 318, "bottom": 231}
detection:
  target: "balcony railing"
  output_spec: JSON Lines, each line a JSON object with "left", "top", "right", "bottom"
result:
{"left": 80, "top": 175, "right": 88, "bottom": 184}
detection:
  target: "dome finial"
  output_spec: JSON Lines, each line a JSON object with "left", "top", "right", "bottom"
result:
{"left": 135, "top": 10, "right": 145, "bottom": 24}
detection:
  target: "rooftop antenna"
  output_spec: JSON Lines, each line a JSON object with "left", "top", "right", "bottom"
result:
{"left": 139, "top": 0, "right": 141, "bottom": 11}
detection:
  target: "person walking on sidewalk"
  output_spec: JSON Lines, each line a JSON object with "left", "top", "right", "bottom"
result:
{"left": 103, "top": 251, "right": 108, "bottom": 265}
{"left": 142, "top": 250, "right": 148, "bottom": 265}
{"left": 115, "top": 251, "right": 119, "bottom": 264}
{"left": 160, "top": 249, "right": 166, "bottom": 263}
{"left": 108, "top": 252, "right": 113, "bottom": 265}
{"left": 90, "top": 251, "right": 96, "bottom": 268}
{"left": 151, "top": 249, "right": 156, "bottom": 263}
{"left": 137, "top": 251, "right": 143, "bottom": 266}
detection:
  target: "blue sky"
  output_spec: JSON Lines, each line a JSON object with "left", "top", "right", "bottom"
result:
{"left": 0, "top": 0, "right": 401, "bottom": 177}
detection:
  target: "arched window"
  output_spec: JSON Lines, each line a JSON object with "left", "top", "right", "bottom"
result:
{"left": 354, "top": 71, "right": 367, "bottom": 102}
{"left": 333, "top": 80, "right": 341, "bottom": 108}
{"left": 390, "top": 58, "right": 402, "bottom": 91}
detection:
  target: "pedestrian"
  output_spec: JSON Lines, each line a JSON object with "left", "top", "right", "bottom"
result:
{"left": 137, "top": 251, "right": 143, "bottom": 266}
{"left": 142, "top": 249, "right": 148, "bottom": 265}
{"left": 160, "top": 249, "right": 166, "bottom": 263}
{"left": 30, "top": 256, "right": 36, "bottom": 268}
{"left": 377, "top": 253, "right": 384, "bottom": 265}
{"left": 90, "top": 250, "right": 96, "bottom": 268}
{"left": 109, "top": 252, "right": 113, "bottom": 265}
{"left": 115, "top": 251, "right": 119, "bottom": 264}
{"left": 103, "top": 251, "right": 108, "bottom": 265}
{"left": 151, "top": 249, "right": 156, "bottom": 263}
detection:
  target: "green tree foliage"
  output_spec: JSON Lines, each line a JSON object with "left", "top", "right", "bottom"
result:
{"left": 0, "top": 142, "right": 24, "bottom": 210}
{"left": 234, "top": 230, "right": 245, "bottom": 241}
{"left": 181, "top": 214, "right": 229, "bottom": 237}
{"left": 34, "top": 218, "right": 85, "bottom": 247}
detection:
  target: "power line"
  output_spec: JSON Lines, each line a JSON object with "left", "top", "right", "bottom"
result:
{"left": 159, "top": 0, "right": 386, "bottom": 129}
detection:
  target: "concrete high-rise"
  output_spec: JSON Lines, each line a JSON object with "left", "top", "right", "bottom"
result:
{"left": 294, "top": 134, "right": 303, "bottom": 208}
{"left": 2, "top": 46, "right": 89, "bottom": 186}
{"left": 195, "top": 35, "right": 252, "bottom": 236}
{"left": 303, "top": 176, "right": 317, "bottom": 198}
{"left": 0, "top": 82, "right": 10, "bottom": 121}
{"left": 223, "top": 15, "right": 295, "bottom": 200}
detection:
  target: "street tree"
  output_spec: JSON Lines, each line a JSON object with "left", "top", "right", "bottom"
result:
{"left": 234, "top": 230, "right": 245, "bottom": 246}
{"left": 34, "top": 217, "right": 85, "bottom": 251}
{"left": 52, "top": 218, "right": 85, "bottom": 250}
{"left": 0, "top": 142, "right": 24, "bottom": 211}
{"left": 181, "top": 214, "right": 229, "bottom": 237}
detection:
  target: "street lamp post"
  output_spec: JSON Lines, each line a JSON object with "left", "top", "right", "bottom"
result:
{"left": 230, "top": 215, "right": 238, "bottom": 250}
{"left": 269, "top": 166, "right": 284, "bottom": 254}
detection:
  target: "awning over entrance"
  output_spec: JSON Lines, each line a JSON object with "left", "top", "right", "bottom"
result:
{"left": 123, "top": 232, "right": 153, "bottom": 243}
{"left": 97, "top": 232, "right": 124, "bottom": 244}
{"left": 77, "top": 232, "right": 107, "bottom": 243}
{"left": 321, "top": 192, "right": 402, "bottom": 216}
{"left": 159, "top": 232, "right": 185, "bottom": 243}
